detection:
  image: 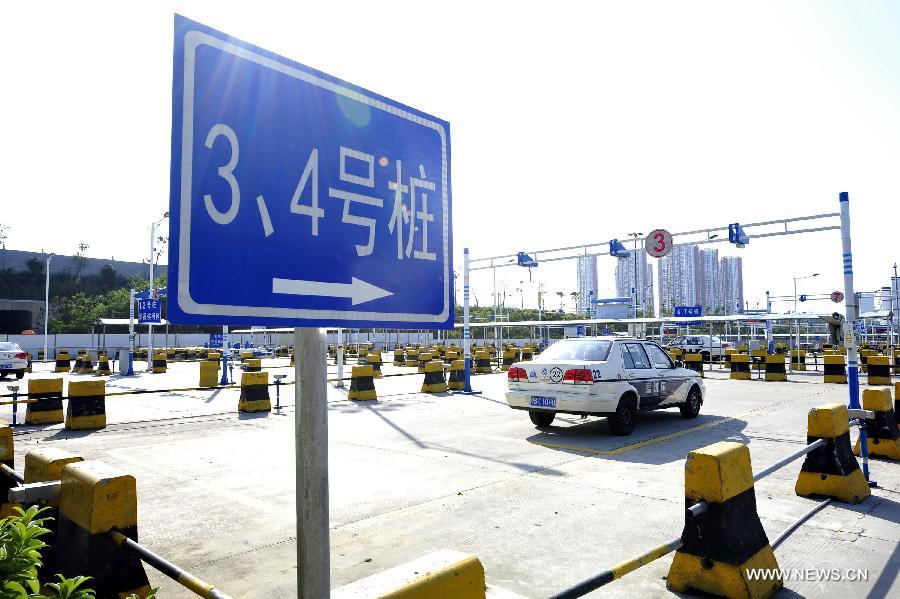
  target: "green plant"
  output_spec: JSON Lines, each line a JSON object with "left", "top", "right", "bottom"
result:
{"left": 0, "top": 507, "right": 157, "bottom": 599}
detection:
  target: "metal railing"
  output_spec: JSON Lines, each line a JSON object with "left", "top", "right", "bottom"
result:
{"left": 548, "top": 437, "right": 835, "bottom": 598}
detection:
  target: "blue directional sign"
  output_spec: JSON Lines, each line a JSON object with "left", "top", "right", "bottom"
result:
{"left": 209, "top": 333, "right": 223, "bottom": 347}
{"left": 137, "top": 299, "right": 162, "bottom": 324}
{"left": 168, "top": 16, "right": 452, "bottom": 329}
{"left": 674, "top": 306, "right": 702, "bottom": 318}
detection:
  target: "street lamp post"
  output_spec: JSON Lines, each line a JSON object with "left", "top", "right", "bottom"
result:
{"left": 147, "top": 212, "right": 169, "bottom": 371}
{"left": 792, "top": 273, "right": 819, "bottom": 370}
{"left": 43, "top": 253, "right": 55, "bottom": 364}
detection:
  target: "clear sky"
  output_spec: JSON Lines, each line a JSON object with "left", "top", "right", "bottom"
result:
{"left": 2, "top": 1, "right": 898, "bottom": 314}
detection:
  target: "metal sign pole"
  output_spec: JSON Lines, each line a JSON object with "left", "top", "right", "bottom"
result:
{"left": 839, "top": 192, "right": 872, "bottom": 484}
{"left": 294, "top": 327, "right": 330, "bottom": 598}
{"left": 336, "top": 327, "right": 344, "bottom": 388}
{"left": 220, "top": 325, "right": 229, "bottom": 385}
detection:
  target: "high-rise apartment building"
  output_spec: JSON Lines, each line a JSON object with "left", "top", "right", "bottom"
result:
{"left": 658, "top": 244, "right": 701, "bottom": 313}
{"left": 699, "top": 248, "right": 721, "bottom": 313}
{"left": 575, "top": 255, "right": 598, "bottom": 314}
{"left": 615, "top": 254, "right": 654, "bottom": 316}
{"left": 720, "top": 255, "right": 744, "bottom": 314}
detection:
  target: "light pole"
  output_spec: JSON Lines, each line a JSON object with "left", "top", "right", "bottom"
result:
{"left": 147, "top": 212, "right": 169, "bottom": 371}
{"left": 792, "top": 272, "right": 819, "bottom": 370}
{"left": 629, "top": 232, "right": 643, "bottom": 320}
{"left": 43, "top": 252, "right": 55, "bottom": 364}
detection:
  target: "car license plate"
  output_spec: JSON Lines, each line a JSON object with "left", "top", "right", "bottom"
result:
{"left": 530, "top": 396, "right": 556, "bottom": 408}
{"left": 0, "top": 364, "right": 11, "bottom": 369}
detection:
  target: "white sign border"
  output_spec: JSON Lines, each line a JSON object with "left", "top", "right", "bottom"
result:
{"left": 178, "top": 30, "right": 450, "bottom": 323}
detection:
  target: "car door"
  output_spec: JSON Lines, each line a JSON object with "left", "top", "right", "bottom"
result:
{"left": 621, "top": 342, "right": 661, "bottom": 408}
{"left": 643, "top": 342, "right": 689, "bottom": 405}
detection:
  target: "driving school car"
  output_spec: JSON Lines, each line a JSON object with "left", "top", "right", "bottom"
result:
{"left": 0, "top": 342, "right": 28, "bottom": 380}
{"left": 505, "top": 337, "right": 705, "bottom": 435}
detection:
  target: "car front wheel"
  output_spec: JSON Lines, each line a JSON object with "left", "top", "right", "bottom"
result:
{"left": 609, "top": 399, "right": 636, "bottom": 436}
{"left": 529, "top": 411, "right": 555, "bottom": 428}
{"left": 680, "top": 387, "right": 702, "bottom": 419}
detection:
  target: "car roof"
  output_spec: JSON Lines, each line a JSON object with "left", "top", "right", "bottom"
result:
{"left": 560, "top": 336, "right": 644, "bottom": 342}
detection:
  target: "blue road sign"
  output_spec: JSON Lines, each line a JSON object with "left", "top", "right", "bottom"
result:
{"left": 674, "top": 306, "right": 702, "bottom": 318}
{"left": 168, "top": 16, "right": 452, "bottom": 329}
{"left": 137, "top": 299, "right": 162, "bottom": 324}
{"left": 601, "top": 327, "right": 612, "bottom": 335}
{"left": 210, "top": 333, "right": 223, "bottom": 346}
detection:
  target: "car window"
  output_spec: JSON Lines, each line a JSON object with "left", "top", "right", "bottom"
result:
{"left": 671, "top": 336, "right": 685, "bottom": 345}
{"left": 623, "top": 343, "right": 651, "bottom": 369}
{"left": 0, "top": 343, "right": 20, "bottom": 351}
{"left": 644, "top": 343, "right": 673, "bottom": 369}
{"left": 538, "top": 339, "right": 612, "bottom": 362}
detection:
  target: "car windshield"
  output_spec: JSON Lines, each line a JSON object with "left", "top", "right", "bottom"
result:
{"left": 0, "top": 343, "right": 21, "bottom": 351}
{"left": 670, "top": 336, "right": 685, "bottom": 345}
{"left": 538, "top": 339, "right": 613, "bottom": 362}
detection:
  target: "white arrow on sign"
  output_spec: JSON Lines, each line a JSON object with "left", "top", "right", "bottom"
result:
{"left": 272, "top": 277, "right": 393, "bottom": 306}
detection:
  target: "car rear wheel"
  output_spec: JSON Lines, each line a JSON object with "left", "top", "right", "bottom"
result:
{"left": 680, "top": 387, "right": 702, "bottom": 419}
{"left": 14, "top": 370, "right": 24, "bottom": 380}
{"left": 529, "top": 411, "right": 555, "bottom": 428}
{"left": 609, "top": 399, "right": 636, "bottom": 436}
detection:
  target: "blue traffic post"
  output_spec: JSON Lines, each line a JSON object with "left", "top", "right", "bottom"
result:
{"left": 219, "top": 326, "right": 229, "bottom": 386}
{"left": 463, "top": 248, "right": 473, "bottom": 393}
{"left": 839, "top": 192, "right": 875, "bottom": 486}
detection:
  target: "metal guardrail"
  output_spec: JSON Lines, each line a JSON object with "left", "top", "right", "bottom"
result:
{"left": 549, "top": 437, "right": 836, "bottom": 598}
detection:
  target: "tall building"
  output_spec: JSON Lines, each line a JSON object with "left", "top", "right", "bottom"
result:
{"left": 658, "top": 244, "right": 701, "bottom": 313}
{"left": 615, "top": 254, "right": 654, "bottom": 316}
{"left": 699, "top": 248, "right": 721, "bottom": 313}
{"left": 720, "top": 256, "right": 744, "bottom": 314}
{"left": 575, "top": 255, "right": 598, "bottom": 314}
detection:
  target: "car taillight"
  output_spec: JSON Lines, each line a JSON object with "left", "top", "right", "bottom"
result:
{"left": 507, "top": 367, "right": 527, "bottom": 382}
{"left": 14, "top": 352, "right": 27, "bottom": 359}
{"left": 563, "top": 369, "right": 593, "bottom": 384}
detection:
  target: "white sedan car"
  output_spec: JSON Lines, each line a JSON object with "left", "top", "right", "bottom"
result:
{"left": 506, "top": 337, "right": 705, "bottom": 435}
{"left": 0, "top": 342, "right": 28, "bottom": 380}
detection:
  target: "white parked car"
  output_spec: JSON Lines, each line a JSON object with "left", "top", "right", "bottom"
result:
{"left": 506, "top": 337, "right": 705, "bottom": 435}
{"left": 0, "top": 342, "right": 28, "bottom": 380}
{"left": 666, "top": 335, "right": 730, "bottom": 360}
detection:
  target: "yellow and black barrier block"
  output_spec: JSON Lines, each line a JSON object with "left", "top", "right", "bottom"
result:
{"left": 474, "top": 351, "right": 492, "bottom": 374}
{"left": 444, "top": 350, "right": 459, "bottom": 365}
{"left": 723, "top": 348, "right": 737, "bottom": 369}
{"left": 683, "top": 353, "right": 703, "bottom": 377}
{"left": 238, "top": 371, "right": 271, "bottom": 413}
{"left": 368, "top": 353, "right": 383, "bottom": 378}
{"left": 393, "top": 349, "right": 405, "bottom": 366}
{"left": 56, "top": 461, "right": 151, "bottom": 597}
{"left": 854, "top": 388, "right": 899, "bottom": 460}
{"left": 796, "top": 403, "right": 870, "bottom": 503}
{"left": 348, "top": 365, "right": 377, "bottom": 401}
{"left": 245, "top": 358, "right": 262, "bottom": 372}
{"left": 501, "top": 349, "right": 517, "bottom": 371}
{"left": 70, "top": 352, "right": 85, "bottom": 373}
{"left": 448, "top": 360, "right": 465, "bottom": 391}
{"left": 823, "top": 354, "right": 847, "bottom": 383}
{"left": 764, "top": 354, "right": 786, "bottom": 381}
{"left": 240, "top": 351, "right": 253, "bottom": 362}
{"left": 333, "top": 549, "right": 486, "bottom": 599}
{"left": 0, "top": 424, "right": 16, "bottom": 517}
{"left": 867, "top": 355, "right": 891, "bottom": 386}
{"left": 421, "top": 361, "right": 447, "bottom": 393}
{"left": 417, "top": 352, "right": 432, "bottom": 373}
{"left": 79, "top": 353, "right": 94, "bottom": 374}
{"left": 23, "top": 448, "right": 85, "bottom": 576}
{"left": 521, "top": 347, "right": 533, "bottom": 362}
{"left": 893, "top": 351, "right": 900, "bottom": 375}
{"left": 26, "top": 378, "right": 64, "bottom": 425}
{"left": 95, "top": 355, "right": 112, "bottom": 376}
{"left": 199, "top": 361, "right": 220, "bottom": 388}
{"left": 152, "top": 351, "right": 167, "bottom": 374}
{"left": 66, "top": 380, "right": 107, "bottom": 430}
{"left": 207, "top": 351, "right": 221, "bottom": 362}
{"left": 667, "top": 441, "right": 781, "bottom": 599}
{"left": 790, "top": 349, "right": 806, "bottom": 371}
{"left": 729, "top": 353, "right": 751, "bottom": 380}
{"left": 859, "top": 349, "right": 875, "bottom": 373}
{"left": 405, "top": 348, "right": 419, "bottom": 367}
